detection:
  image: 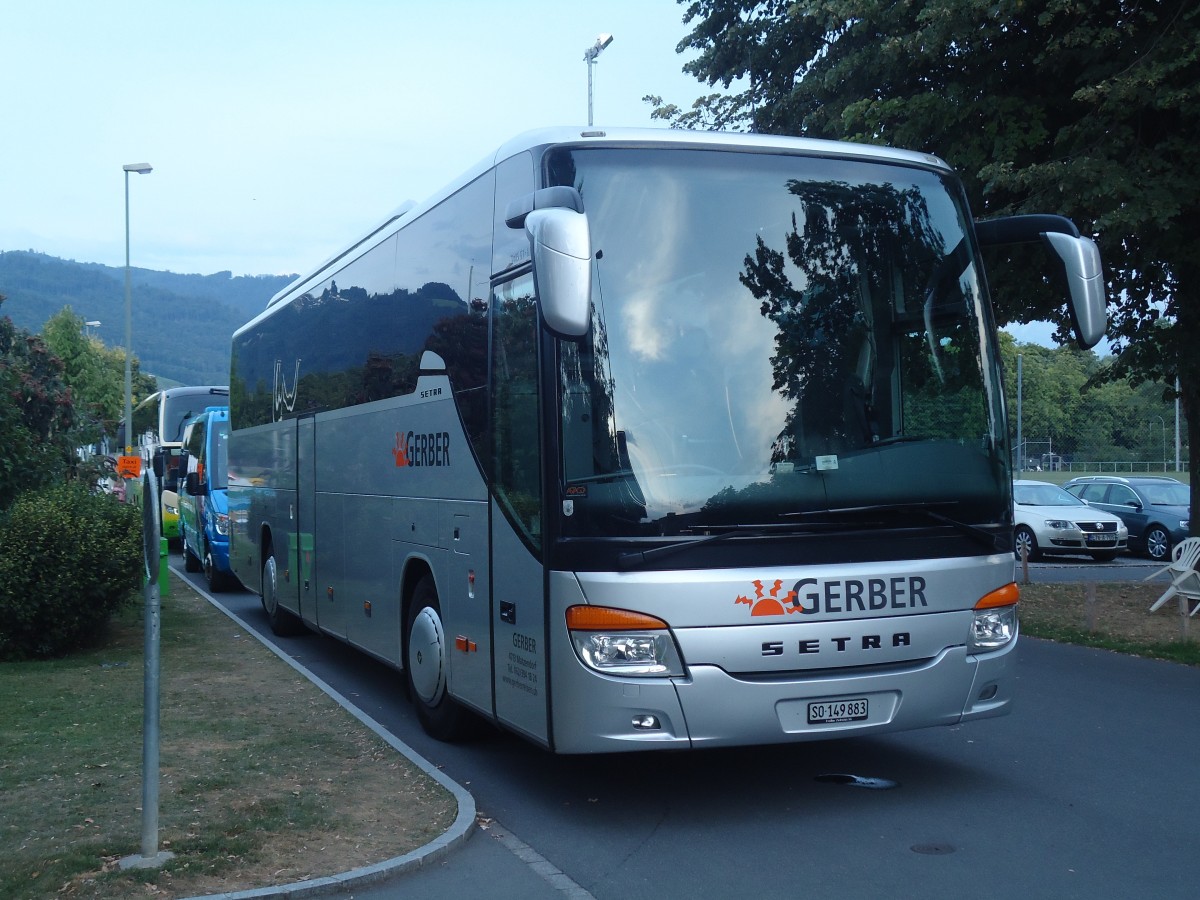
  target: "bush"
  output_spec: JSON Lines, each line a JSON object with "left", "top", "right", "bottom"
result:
{"left": 0, "top": 483, "right": 142, "bottom": 660}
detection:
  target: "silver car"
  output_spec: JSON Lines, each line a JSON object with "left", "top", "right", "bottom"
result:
{"left": 1013, "top": 479, "right": 1129, "bottom": 561}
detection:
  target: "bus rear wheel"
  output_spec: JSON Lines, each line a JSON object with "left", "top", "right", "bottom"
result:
{"left": 405, "top": 575, "right": 471, "bottom": 741}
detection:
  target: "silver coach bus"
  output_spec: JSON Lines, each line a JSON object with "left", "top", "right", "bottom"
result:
{"left": 228, "top": 127, "right": 1105, "bottom": 753}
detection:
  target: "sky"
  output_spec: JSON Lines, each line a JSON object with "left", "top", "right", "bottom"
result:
{"left": 2, "top": 0, "right": 713, "bottom": 278}
{"left": 2, "top": 1, "right": 1066, "bottom": 348}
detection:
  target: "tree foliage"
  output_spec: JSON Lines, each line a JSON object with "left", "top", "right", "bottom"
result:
{"left": 998, "top": 334, "right": 1180, "bottom": 466}
{"left": 41, "top": 306, "right": 155, "bottom": 444}
{"left": 0, "top": 295, "right": 77, "bottom": 508}
{"left": 657, "top": 0, "right": 1198, "bottom": 518}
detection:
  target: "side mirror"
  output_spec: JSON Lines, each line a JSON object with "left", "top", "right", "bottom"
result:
{"left": 185, "top": 471, "right": 202, "bottom": 496}
{"left": 525, "top": 208, "right": 592, "bottom": 338}
{"left": 974, "top": 214, "right": 1108, "bottom": 350}
{"left": 1041, "top": 232, "right": 1106, "bottom": 350}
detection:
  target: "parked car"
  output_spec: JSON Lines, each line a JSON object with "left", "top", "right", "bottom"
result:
{"left": 178, "top": 406, "right": 239, "bottom": 591}
{"left": 1012, "top": 479, "right": 1129, "bottom": 561}
{"left": 1062, "top": 475, "right": 1191, "bottom": 562}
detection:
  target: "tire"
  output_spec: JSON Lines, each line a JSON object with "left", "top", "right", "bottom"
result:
{"left": 261, "top": 540, "right": 303, "bottom": 635}
{"left": 1014, "top": 525, "right": 1041, "bottom": 561}
{"left": 183, "top": 533, "right": 202, "bottom": 572}
{"left": 203, "top": 542, "right": 229, "bottom": 592}
{"left": 1144, "top": 525, "right": 1171, "bottom": 562}
{"left": 405, "top": 575, "right": 471, "bottom": 741}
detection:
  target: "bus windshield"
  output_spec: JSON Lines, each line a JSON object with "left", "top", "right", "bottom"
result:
{"left": 554, "top": 147, "right": 1008, "bottom": 538}
{"left": 162, "top": 394, "right": 208, "bottom": 444}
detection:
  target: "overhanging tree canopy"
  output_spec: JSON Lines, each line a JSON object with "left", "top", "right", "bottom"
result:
{"left": 656, "top": 0, "right": 1198, "bottom": 522}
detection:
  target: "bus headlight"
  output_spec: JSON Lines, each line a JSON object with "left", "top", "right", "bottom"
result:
{"left": 214, "top": 513, "right": 230, "bottom": 536}
{"left": 567, "top": 606, "right": 685, "bottom": 677}
{"left": 970, "top": 583, "right": 1019, "bottom": 652}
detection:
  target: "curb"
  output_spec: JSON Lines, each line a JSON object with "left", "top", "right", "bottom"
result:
{"left": 175, "top": 568, "right": 477, "bottom": 899}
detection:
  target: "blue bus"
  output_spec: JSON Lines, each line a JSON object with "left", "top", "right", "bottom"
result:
{"left": 179, "top": 406, "right": 239, "bottom": 591}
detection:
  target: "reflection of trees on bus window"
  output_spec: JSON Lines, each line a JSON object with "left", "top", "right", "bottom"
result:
{"left": 230, "top": 170, "right": 495, "bottom": 434}
{"left": 560, "top": 301, "right": 621, "bottom": 481}
{"left": 491, "top": 276, "right": 543, "bottom": 553}
{"left": 428, "top": 296, "right": 489, "bottom": 460}
{"left": 739, "top": 178, "right": 989, "bottom": 461}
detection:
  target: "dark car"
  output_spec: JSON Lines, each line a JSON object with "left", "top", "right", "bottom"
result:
{"left": 1062, "top": 475, "right": 1191, "bottom": 562}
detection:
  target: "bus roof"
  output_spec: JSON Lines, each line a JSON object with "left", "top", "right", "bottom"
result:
{"left": 261, "top": 126, "right": 952, "bottom": 316}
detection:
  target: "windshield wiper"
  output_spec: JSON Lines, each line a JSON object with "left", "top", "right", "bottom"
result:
{"left": 869, "top": 435, "right": 923, "bottom": 447}
{"left": 616, "top": 522, "right": 842, "bottom": 571}
{"left": 785, "top": 502, "right": 1001, "bottom": 552}
{"left": 617, "top": 528, "right": 755, "bottom": 571}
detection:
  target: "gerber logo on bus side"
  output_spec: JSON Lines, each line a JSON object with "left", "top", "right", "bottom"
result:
{"left": 393, "top": 430, "right": 452, "bottom": 468}
{"left": 735, "top": 576, "right": 928, "bottom": 616}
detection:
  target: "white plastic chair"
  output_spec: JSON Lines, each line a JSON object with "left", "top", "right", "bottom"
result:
{"left": 1144, "top": 536, "right": 1200, "bottom": 616}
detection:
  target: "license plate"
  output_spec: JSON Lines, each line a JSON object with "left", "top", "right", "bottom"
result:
{"left": 807, "top": 698, "right": 869, "bottom": 724}
{"left": 1087, "top": 534, "right": 1117, "bottom": 544}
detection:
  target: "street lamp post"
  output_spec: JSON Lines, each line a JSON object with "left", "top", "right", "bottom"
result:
{"left": 583, "top": 33, "right": 613, "bottom": 126}
{"left": 123, "top": 163, "right": 152, "bottom": 461}
{"left": 118, "top": 162, "right": 174, "bottom": 873}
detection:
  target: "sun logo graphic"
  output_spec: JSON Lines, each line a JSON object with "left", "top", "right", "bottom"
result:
{"left": 735, "top": 579, "right": 803, "bottom": 617}
{"left": 392, "top": 432, "right": 410, "bottom": 467}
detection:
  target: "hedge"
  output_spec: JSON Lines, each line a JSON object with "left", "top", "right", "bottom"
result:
{"left": 0, "top": 483, "right": 142, "bottom": 660}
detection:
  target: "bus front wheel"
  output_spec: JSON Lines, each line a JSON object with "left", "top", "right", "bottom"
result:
{"left": 405, "top": 575, "right": 470, "bottom": 741}
{"left": 183, "top": 537, "right": 202, "bottom": 573}
{"left": 261, "top": 540, "right": 302, "bottom": 636}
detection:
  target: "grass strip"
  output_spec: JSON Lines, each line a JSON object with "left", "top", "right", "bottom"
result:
{"left": 0, "top": 574, "right": 456, "bottom": 899}
{"left": 1018, "top": 580, "right": 1200, "bottom": 666}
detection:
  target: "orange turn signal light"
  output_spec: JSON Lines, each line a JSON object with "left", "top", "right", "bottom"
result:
{"left": 975, "top": 582, "right": 1020, "bottom": 610}
{"left": 565, "top": 605, "right": 669, "bottom": 631}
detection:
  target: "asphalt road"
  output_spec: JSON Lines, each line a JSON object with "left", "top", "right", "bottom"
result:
{"left": 174, "top": 555, "right": 1199, "bottom": 900}
{"left": 1016, "top": 551, "right": 1167, "bottom": 583}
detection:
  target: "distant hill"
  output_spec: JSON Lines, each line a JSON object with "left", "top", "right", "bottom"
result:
{"left": 0, "top": 251, "right": 295, "bottom": 386}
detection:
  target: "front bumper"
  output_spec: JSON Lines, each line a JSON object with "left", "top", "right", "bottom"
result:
{"left": 549, "top": 630, "right": 1017, "bottom": 754}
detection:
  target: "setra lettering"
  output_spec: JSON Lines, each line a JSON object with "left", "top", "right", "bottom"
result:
{"left": 761, "top": 633, "right": 914, "bottom": 657}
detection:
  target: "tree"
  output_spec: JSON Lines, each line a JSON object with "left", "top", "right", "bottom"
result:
{"left": 41, "top": 306, "right": 154, "bottom": 445}
{"left": 656, "top": 0, "right": 1199, "bottom": 529}
{"left": 0, "top": 295, "right": 77, "bottom": 508}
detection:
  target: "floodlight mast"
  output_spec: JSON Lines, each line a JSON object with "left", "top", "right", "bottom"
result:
{"left": 584, "top": 33, "right": 614, "bottom": 126}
